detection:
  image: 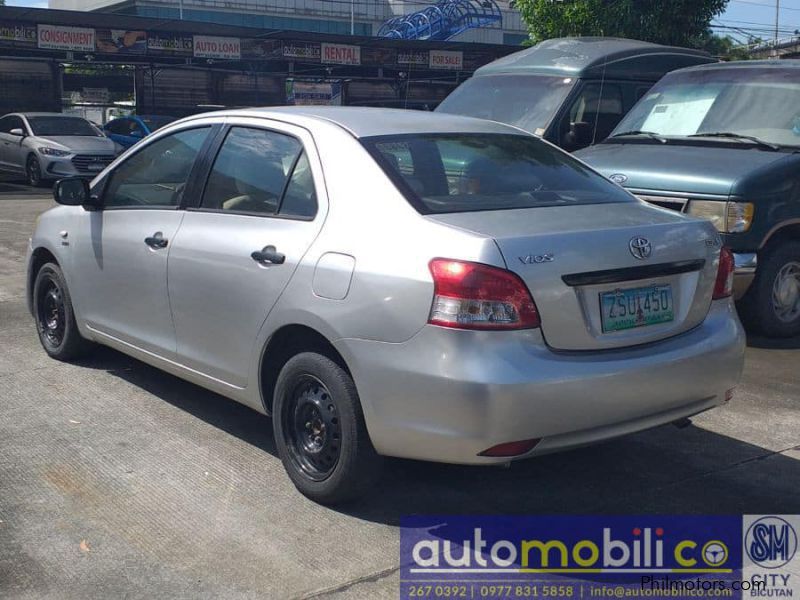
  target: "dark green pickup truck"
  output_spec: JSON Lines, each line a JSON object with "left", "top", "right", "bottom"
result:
{"left": 576, "top": 60, "right": 800, "bottom": 337}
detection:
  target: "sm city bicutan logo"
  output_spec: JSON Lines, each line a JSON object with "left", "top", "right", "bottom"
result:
{"left": 410, "top": 527, "right": 733, "bottom": 574}
{"left": 746, "top": 517, "right": 798, "bottom": 569}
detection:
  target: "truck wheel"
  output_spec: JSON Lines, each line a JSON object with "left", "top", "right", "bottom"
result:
{"left": 272, "top": 352, "right": 382, "bottom": 504}
{"left": 739, "top": 241, "right": 800, "bottom": 338}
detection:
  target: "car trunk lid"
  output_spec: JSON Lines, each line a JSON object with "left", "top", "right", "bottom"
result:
{"left": 427, "top": 202, "right": 722, "bottom": 351}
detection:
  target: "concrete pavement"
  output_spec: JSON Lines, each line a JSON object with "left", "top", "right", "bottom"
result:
{"left": 1, "top": 193, "right": 798, "bottom": 599}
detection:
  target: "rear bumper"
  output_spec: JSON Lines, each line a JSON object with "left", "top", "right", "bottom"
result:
{"left": 336, "top": 299, "right": 745, "bottom": 465}
{"left": 733, "top": 252, "right": 757, "bottom": 299}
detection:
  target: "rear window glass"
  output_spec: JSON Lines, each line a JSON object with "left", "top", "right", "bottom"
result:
{"left": 364, "top": 133, "right": 633, "bottom": 214}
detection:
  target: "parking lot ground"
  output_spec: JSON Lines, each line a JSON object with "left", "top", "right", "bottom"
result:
{"left": 1, "top": 191, "right": 799, "bottom": 600}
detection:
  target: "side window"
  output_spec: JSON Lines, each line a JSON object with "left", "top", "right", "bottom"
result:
{"left": 0, "top": 116, "right": 23, "bottom": 134}
{"left": 103, "top": 127, "right": 209, "bottom": 209}
{"left": 106, "top": 119, "right": 127, "bottom": 135}
{"left": 562, "top": 83, "right": 624, "bottom": 149}
{"left": 280, "top": 151, "right": 318, "bottom": 218}
{"left": 201, "top": 127, "right": 302, "bottom": 215}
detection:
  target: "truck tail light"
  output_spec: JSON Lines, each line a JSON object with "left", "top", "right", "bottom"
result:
{"left": 428, "top": 259, "right": 540, "bottom": 330}
{"left": 713, "top": 247, "right": 735, "bottom": 300}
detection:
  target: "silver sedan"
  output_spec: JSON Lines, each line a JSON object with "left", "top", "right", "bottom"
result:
{"left": 26, "top": 107, "right": 745, "bottom": 503}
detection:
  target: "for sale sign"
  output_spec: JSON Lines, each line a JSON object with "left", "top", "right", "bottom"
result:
{"left": 321, "top": 43, "right": 361, "bottom": 65}
{"left": 429, "top": 50, "right": 463, "bottom": 70}
{"left": 193, "top": 35, "right": 241, "bottom": 60}
{"left": 38, "top": 24, "right": 95, "bottom": 52}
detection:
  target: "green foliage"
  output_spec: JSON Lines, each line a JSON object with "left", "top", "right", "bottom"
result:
{"left": 516, "top": 0, "right": 729, "bottom": 50}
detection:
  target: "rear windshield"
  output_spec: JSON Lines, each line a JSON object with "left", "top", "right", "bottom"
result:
{"left": 435, "top": 74, "right": 574, "bottom": 134}
{"left": 364, "top": 133, "right": 634, "bottom": 214}
{"left": 28, "top": 116, "right": 101, "bottom": 137}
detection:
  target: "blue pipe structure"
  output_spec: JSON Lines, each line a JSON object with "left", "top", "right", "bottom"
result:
{"left": 378, "top": 0, "right": 503, "bottom": 41}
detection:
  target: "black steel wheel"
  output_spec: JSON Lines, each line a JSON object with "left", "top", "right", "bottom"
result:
{"left": 32, "top": 262, "right": 93, "bottom": 360}
{"left": 284, "top": 375, "right": 342, "bottom": 481}
{"left": 273, "top": 352, "right": 382, "bottom": 504}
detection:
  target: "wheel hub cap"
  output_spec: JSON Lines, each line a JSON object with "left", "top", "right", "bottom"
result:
{"left": 773, "top": 261, "right": 800, "bottom": 323}
{"left": 37, "top": 280, "right": 65, "bottom": 346}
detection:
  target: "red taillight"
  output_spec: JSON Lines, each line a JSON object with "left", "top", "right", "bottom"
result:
{"left": 479, "top": 438, "right": 541, "bottom": 457}
{"left": 713, "top": 247, "right": 735, "bottom": 300}
{"left": 428, "top": 259, "right": 540, "bottom": 330}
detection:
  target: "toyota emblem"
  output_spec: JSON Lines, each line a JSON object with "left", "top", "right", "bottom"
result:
{"left": 629, "top": 236, "right": 652, "bottom": 260}
{"left": 609, "top": 173, "right": 628, "bottom": 184}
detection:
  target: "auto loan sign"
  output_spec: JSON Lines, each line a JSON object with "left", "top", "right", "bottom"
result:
{"left": 193, "top": 35, "right": 241, "bottom": 60}
{"left": 321, "top": 42, "right": 361, "bottom": 65}
{"left": 37, "top": 24, "right": 95, "bottom": 52}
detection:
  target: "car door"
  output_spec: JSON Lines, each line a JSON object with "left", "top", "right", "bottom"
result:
{"left": 167, "top": 119, "right": 325, "bottom": 387}
{"left": 69, "top": 124, "right": 215, "bottom": 358}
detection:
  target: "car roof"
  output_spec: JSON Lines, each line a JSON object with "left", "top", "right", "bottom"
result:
{"left": 15, "top": 113, "right": 84, "bottom": 118}
{"left": 671, "top": 58, "right": 800, "bottom": 74}
{"left": 182, "top": 106, "right": 528, "bottom": 138}
{"left": 473, "top": 37, "right": 715, "bottom": 80}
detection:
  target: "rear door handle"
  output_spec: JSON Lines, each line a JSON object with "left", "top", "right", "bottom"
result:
{"left": 144, "top": 232, "right": 168, "bottom": 249}
{"left": 251, "top": 245, "right": 285, "bottom": 265}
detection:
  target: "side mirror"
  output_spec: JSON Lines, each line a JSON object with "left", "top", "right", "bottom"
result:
{"left": 9, "top": 128, "right": 25, "bottom": 137}
{"left": 54, "top": 177, "right": 98, "bottom": 209}
{"left": 567, "top": 121, "right": 593, "bottom": 149}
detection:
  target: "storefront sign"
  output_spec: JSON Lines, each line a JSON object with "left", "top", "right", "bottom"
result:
{"left": 286, "top": 80, "right": 342, "bottom": 106}
{"left": 282, "top": 41, "right": 321, "bottom": 61}
{"left": 95, "top": 29, "right": 146, "bottom": 55}
{"left": 241, "top": 38, "right": 281, "bottom": 59}
{"left": 429, "top": 49, "right": 463, "bottom": 70}
{"left": 0, "top": 22, "right": 37, "bottom": 47}
{"left": 397, "top": 50, "right": 429, "bottom": 66}
{"left": 147, "top": 32, "right": 193, "bottom": 55}
{"left": 38, "top": 24, "right": 95, "bottom": 52}
{"left": 321, "top": 43, "right": 360, "bottom": 65}
{"left": 193, "top": 35, "right": 241, "bottom": 60}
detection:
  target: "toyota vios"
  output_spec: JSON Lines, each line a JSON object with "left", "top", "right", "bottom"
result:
{"left": 27, "top": 108, "right": 745, "bottom": 503}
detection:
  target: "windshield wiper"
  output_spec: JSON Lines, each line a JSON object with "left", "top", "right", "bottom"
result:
{"left": 608, "top": 130, "right": 667, "bottom": 143}
{"left": 687, "top": 132, "right": 780, "bottom": 151}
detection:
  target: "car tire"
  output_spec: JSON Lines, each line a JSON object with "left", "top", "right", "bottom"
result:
{"left": 273, "top": 352, "right": 382, "bottom": 504}
{"left": 26, "top": 155, "right": 46, "bottom": 188}
{"left": 32, "top": 262, "right": 93, "bottom": 361}
{"left": 738, "top": 240, "right": 800, "bottom": 338}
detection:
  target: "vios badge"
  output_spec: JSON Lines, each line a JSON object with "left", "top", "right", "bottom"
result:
{"left": 609, "top": 173, "right": 628, "bottom": 184}
{"left": 629, "top": 236, "right": 652, "bottom": 260}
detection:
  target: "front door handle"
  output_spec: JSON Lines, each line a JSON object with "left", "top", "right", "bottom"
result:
{"left": 144, "top": 232, "right": 168, "bottom": 249}
{"left": 251, "top": 245, "right": 285, "bottom": 265}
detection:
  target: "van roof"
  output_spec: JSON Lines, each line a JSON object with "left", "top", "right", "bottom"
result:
{"left": 672, "top": 58, "right": 800, "bottom": 74}
{"left": 475, "top": 37, "right": 715, "bottom": 81}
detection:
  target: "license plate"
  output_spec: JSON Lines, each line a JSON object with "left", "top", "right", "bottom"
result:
{"left": 600, "top": 285, "right": 674, "bottom": 332}
{"left": 87, "top": 162, "right": 105, "bottom": 171}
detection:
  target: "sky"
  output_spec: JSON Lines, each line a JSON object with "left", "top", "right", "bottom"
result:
{"left": 4, "top": 0, "right": 800, "bottom": 45}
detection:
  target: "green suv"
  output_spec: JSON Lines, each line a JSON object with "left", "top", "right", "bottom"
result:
{"left": 577, "top": 60, "right": 800, "bottom": 337}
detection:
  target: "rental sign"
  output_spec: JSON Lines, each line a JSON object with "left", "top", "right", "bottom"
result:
{"left": 37, "top": 24, "right": 95, "bottom": 52}
{"left": 321, "top": 43, "right": 361, "bottom": 65}
{"left": 193, "top": 35, "right": 241, "bottom": 60}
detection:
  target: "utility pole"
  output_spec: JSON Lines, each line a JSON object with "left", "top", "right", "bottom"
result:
{"left": 775, "top": 0, "right": 780, "bottom": 44}
{"left": 179, "top": 0, "right": 184, "bottom": 20}
{"left": 350, "top": 0, "right": 355, "bottom": 35}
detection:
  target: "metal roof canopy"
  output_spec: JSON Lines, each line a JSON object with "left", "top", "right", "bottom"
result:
{"left": 0, "top": 5, "right": 509, "bottom": 54}
{"left": 475, "top": 37, "right": 715, "bottom": 81}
